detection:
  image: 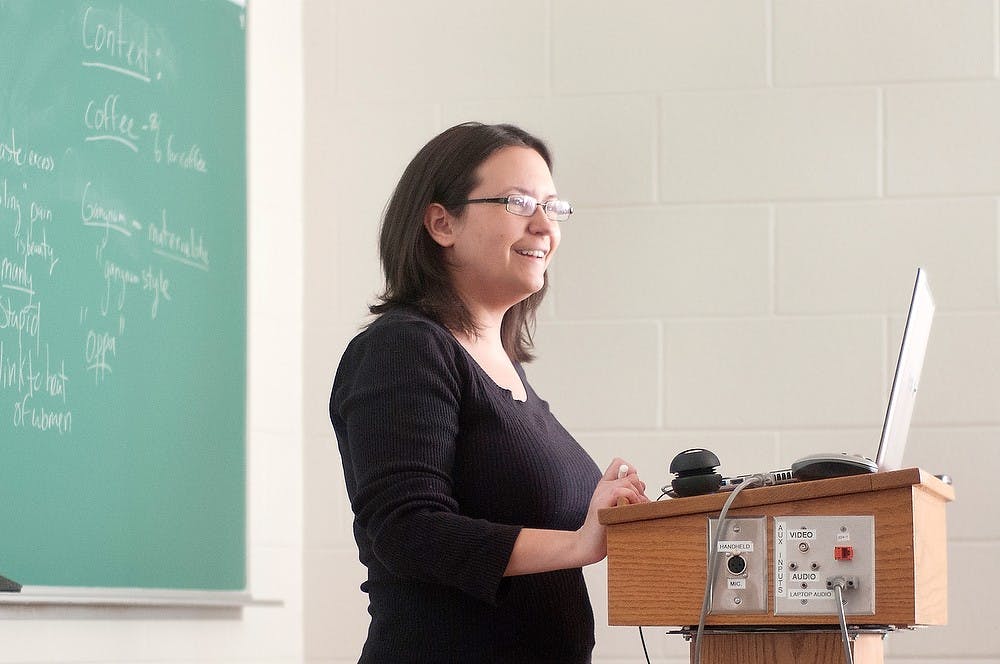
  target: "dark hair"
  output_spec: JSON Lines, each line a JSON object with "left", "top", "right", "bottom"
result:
{"left": 371, "top": 122, "right": 554, "bottom": 362}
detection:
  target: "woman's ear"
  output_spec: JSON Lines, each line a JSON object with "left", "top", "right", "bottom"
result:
{"left": 423, "top": 203, "right": 457, "bottom": 247}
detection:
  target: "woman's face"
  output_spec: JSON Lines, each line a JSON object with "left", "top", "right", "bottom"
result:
{"left": 445, "top": 146, "right": 562, "bottom": 314}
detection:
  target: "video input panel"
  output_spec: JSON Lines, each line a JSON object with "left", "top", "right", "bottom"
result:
{"left": 773, "top": 515, "right": 875, "bottom": 616}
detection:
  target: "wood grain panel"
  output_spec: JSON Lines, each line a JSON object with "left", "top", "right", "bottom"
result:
{"left": 604, "top": 469, "right": 952, "bottom": 628}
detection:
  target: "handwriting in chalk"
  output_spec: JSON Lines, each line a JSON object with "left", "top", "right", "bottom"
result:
{"left": 0, "top": 128, "right": 56, "bottom": 173}
{"left": 80, "top": 4, "right": 162, "bottom": 84}
{"left": 148, "top": 209, "right": 210, "bottom": 271}
{"left": 84, "top": 328, "right": 116, "bottom": 384}
{"left": 148, "top": 113, "right": 208, "bottom": 173}
{"left": 83, "top": 93, "right": 140, "bottom": 152}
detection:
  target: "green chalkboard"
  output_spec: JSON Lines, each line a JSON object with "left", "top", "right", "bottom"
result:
{"left": 0, "top": 0, "right": 246, "bottom": 591}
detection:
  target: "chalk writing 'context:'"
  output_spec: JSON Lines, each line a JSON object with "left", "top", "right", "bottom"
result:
{"left": 81, "top": 4, "right": 155, "bottom": 83}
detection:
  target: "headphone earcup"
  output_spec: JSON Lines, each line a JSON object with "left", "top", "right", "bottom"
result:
{"left": 669, "top": 448, "right": 723, "bottom": 497}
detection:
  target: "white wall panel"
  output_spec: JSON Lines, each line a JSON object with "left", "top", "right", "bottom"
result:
{"left": 664, "top": 318, "right": 884, "bottom": 429}
{"left": 776, "top": 199, "right": 998, "bottom": 313}
{"left": 774, "top": 0, "right": 994, "bottom": 85}
{"left": 887, "top": 83, "right": 1000, "bottom": 195}
{"left": 660, "top": 89, "right": 879, "bottom": 201}
{"left": 552, "top": 0, "right": 767, "bottom": 94}
{"left": 445, "top": 96, "right": 659, "bottom": 207}
{"left": 554, "top": 206, "right": 770, "bottom": 317}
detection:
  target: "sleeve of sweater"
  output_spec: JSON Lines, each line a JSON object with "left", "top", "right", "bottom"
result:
{"left": 332, "top": 317, "right": 522, "bottom": 605}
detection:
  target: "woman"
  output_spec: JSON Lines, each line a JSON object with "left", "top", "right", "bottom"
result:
{"left": 330, "top": 122, "right": 649, "bottom": 663}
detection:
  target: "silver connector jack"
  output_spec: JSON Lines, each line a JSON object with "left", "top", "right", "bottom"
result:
{"left": 825, "top": 575, "right": 860, "bottom": 591}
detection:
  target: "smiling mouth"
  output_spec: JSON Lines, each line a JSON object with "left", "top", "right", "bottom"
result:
{"left": 514, "top": 249, "right": 547, "bottom": 259}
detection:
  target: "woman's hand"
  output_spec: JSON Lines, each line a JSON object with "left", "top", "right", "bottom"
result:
{"left": 503, "top": 458, "right": 650, "bottom": 576}
{"left": 574, "top": 458, "right": 650, "bottom": 566}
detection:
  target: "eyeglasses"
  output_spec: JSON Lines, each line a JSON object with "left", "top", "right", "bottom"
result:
{"left": 460, "top": 194, "right": 573, "bottom": 222}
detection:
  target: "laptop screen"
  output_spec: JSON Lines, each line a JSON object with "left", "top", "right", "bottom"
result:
{"left": 876, "top": 268, "right": 935, "bottom": 472}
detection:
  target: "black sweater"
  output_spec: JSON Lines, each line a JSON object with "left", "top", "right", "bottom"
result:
{"left": 330, "top": 307, "right": 602, "bottom": 663}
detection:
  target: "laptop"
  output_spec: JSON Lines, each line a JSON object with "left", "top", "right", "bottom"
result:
{"left": 721, "top": 268, "right": 935, "bottom": 489}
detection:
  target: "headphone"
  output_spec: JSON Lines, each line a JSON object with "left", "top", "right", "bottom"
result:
{"left": 668, "top": 448, "right": 722, "bottom": 497}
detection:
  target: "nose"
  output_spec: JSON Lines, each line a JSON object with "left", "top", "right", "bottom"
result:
{"left": 527, "top": 205, "right": 558, "bottom": 233}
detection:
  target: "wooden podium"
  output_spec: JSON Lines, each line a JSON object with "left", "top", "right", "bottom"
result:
{"left": 598, "top": 468, "right": 954, "bottom": 664}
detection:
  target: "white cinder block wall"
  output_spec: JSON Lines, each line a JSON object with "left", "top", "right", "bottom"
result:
{"left": 304, "top": 1, "right": 1000, "bottom": 663}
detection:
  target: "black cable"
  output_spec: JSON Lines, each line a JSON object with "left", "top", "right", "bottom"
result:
{"left": 641, "top": 491, "right": 669, "bottom": 660}
{"left": 638, "top": 625, "right": 651, "bottom": 664}
{"left": 640, "top": 486, "right": 677, "bottom": 658}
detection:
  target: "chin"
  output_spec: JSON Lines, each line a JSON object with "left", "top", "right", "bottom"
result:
{"left": 525, "top": 277, "right": 546, "bottom": 295}
{"left": 505, "top": 285, "right": 541, "bottom": 307}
